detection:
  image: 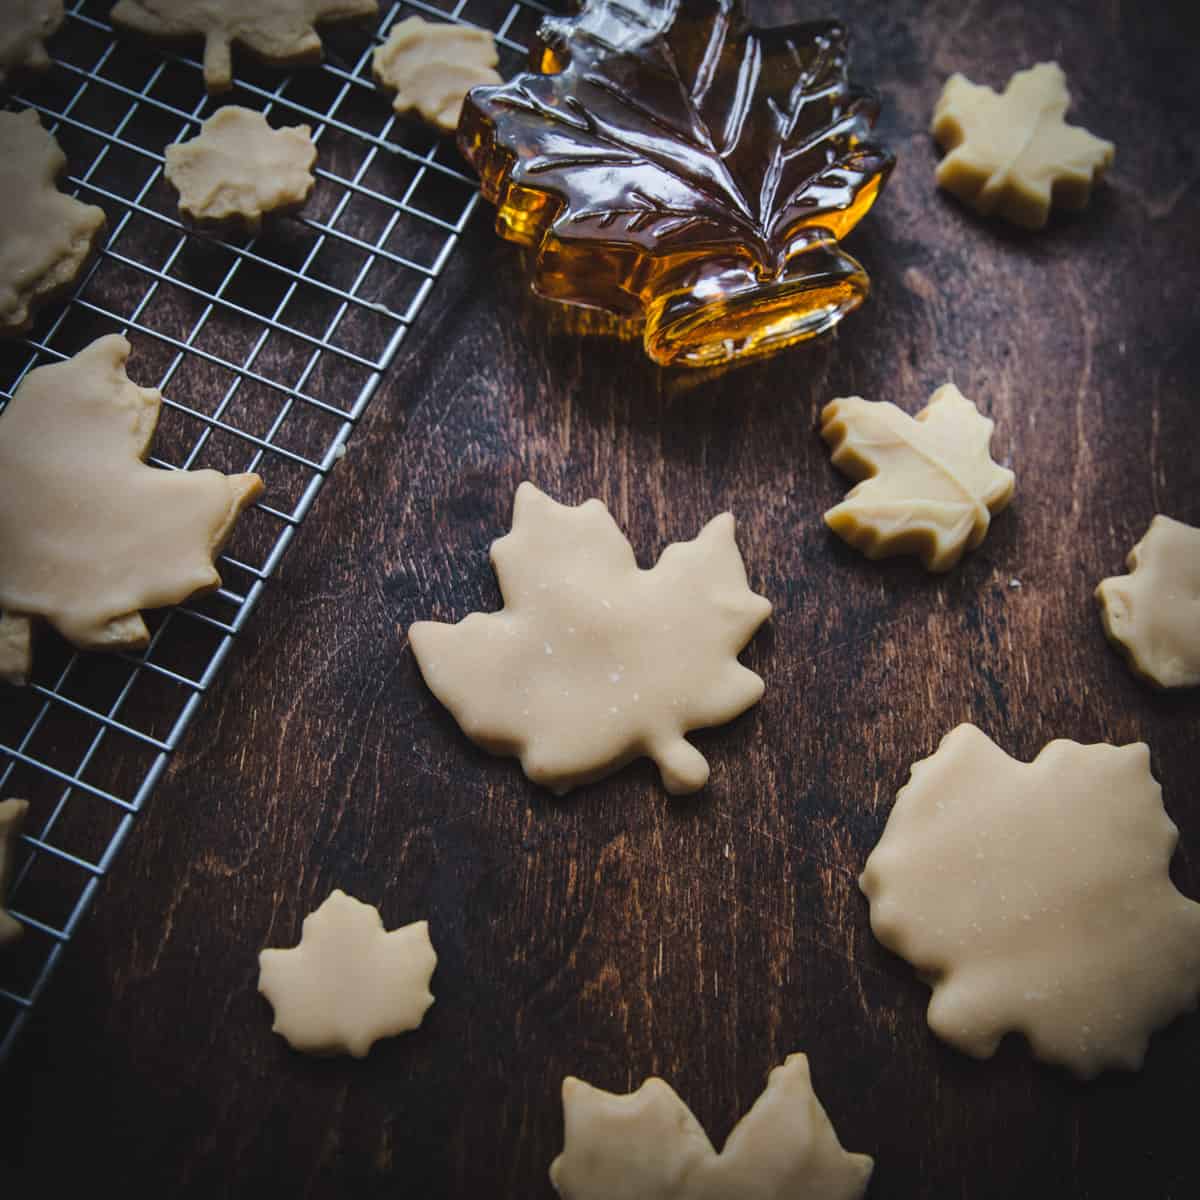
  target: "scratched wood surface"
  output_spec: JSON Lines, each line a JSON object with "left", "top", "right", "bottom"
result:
{"left": 4, "top": 0, "right": 1200, "bottom": 1196}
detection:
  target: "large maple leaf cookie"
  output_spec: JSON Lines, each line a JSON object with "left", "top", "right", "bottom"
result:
{"left": 0, "top": 109, "right": 107, "bottom": 336}
{"left": 550, "top": 1054, "right": 873, "bottom": 1200}
{"left": 258, "top": 889, "right": 436, "bottom": 1057}
{"left": 860, "top": 724, "right": 1200, "bottom": 1078}
{"left": 409, "top": 483, "right": 771, "bottom": 796}
{"left": 820, "top": 385, "right": 1014, "bottom": 572}
{"left": 0, "top": 335, "right": 263, "bottom": 683}
{"left": 111, "top": 0, "right": 379, "bottom": 92}
{"left": 1095, "top": 514, "right": 1200, "bottom": 689}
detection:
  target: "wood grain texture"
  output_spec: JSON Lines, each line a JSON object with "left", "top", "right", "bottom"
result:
{"left": 4, "top": 1, "right": 1200, "bottom": 1197}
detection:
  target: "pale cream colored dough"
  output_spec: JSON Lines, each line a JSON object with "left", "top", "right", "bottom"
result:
{"left": 1096, "top": 514, "right": 1200, "bottom": 688}
{"left": 373, "top": 15, "right": 500, "bottom": 132}
{"left": 820, "top": 385, "right": 1014, "bottom": 572}
{"left": 550, "top": 1054, "right": 873, "bottom": 1200}
{"left": 165, "top": 106, "right": 316, "bottom": 232}
{"left": 257, "top": 889, "right": 436, "bottom": 1057}
{"left": 0, "top": 109, "right": 106, "bottom": 336}
{"left": 0, "top": 799, "right": 30, "bottom": 946}
{"left": 0, "top": 335, "right": 263, "bottom": 682}
{"left": 860, "top": 723, "right": 1200, "bottom": 1078}
{"left": 0, "top": 0, "right": 63, "bottom": 85}
{"left": 111, "top": 0, "right": 378, "bottom": 92}
{"left": 0, "top": 613, "right": 33, "bottom": 688}
{"left": 409, "top": 482, "right": 771, "bottom": 796}
{"left": 932, "top": 62, "right": 1114, "bottom": 230}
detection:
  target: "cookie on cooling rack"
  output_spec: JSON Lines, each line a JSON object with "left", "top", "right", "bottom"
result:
{"left": 110, "top": 0, "right": 380, "bottom": 93}
{"left": 0, "top": 0, "right": 63, "bottom": 86}
{"left": 165, "top": 106, "right": 317, "bottom": 233}
{"left": 372, "top": 14, "right": 501, "bottom": 132}
{"left": 0, "top": 335, "right": 263, "bottom": 682}
{"left": 0, "top": 109, "right": 106, "bottom": 337}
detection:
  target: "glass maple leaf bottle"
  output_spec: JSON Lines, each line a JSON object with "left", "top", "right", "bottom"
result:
{"left": 459, "top": 0, "right": 894, "bottom": 368}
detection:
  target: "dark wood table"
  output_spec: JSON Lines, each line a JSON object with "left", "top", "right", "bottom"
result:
{"left": 4, "top": 1, "right": 1199, "bottom": 1196}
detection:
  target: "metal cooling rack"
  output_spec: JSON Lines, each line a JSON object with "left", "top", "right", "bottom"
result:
{"left": 0, "top": 0, "right": 550, "bottom": 1061}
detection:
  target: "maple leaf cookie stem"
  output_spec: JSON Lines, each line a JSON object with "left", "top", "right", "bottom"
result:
{"left": 650, "top": 734, "right": 711, "bottom": 795}
{"left": 203, "top": 31, "right": 233, "bottom": 91}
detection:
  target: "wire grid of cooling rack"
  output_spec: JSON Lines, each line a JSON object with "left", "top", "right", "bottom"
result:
{"left": 0, "top": 0, "right": 550, "bottom": 1061}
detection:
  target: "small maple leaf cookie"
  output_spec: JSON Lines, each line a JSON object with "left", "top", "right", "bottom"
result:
{"left": 257, "top": 889, "right": 436, "bottom": 1057}
{"left": 372, "top": 15, "right": 501, "bottom": 132}
{"left": 111, "top": 0, "right": 379, "bottom": 93}
{"left": 932, "top": 62, "right": 1114, "bottom": 229}
{"left": 0, "top": 0, "right": 63, "bottom": 86}
{"left": 0, "top": 335, "right": 263, "bottom": 681}
{"left": 0, "top": 109, "right": 107, "bottom": 336}
{"left": 0, "top": 799, "right": 30, "bottom": 946}
{"left": 1095, "top": 514, "right": 1200, "bottom": 688}
{"left": 820, "top": 384, "right": 1014, "bottom": 572}
{"left": 165, "top": 107, "right": 317, "bottom": 232}
{"left": 550, "top": 1053, "right": 873, "bottom": 1200}
{"left": 409, "top": 482, "right": 772, "bottom": 796}
{"left": 861, "top": 724, "right": 1200, "bottom": 1078}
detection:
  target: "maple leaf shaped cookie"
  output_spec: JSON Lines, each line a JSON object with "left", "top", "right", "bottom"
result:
{"left": 257, "top": 889, "right": 436, "bottom": 1057}
{"left": 409, "top": 483, "right": 771, "bottom": 796}
{"left": 373, "top": 15, "right": 501, "bottom": 132}
{"left": 861, "top": 724, "right": 1200, "bottom": 1078}
{"left": 932, "top": 62, "right": 1114, "bottom": 230}
{"left": 165, "top": 106, "right": 317, "bottom": 232}
{"left": 0, "top": 799, "right": 30, "bottom": 946}
{"left": 550, "top": 1054, "right": 873, "bottom": 1200}
{"left": 0, "top": 109, "right": 107, "bottom": 336}
{"left": 820, "top": 384, "right": 1014, "bottom": 572}
{"left": 0, "top": 335, "right": 263, "bottom": 681}
{"left": 1095, "top": 514, "right": 1200, "bottom": 688}
{"left": 111, "top": 0, "right": 379, "bottom": 92}
{"left": 0, "top": 0, "right": 63, "bottom": 86}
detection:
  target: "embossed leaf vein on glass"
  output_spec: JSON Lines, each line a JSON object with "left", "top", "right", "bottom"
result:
{"left": 459, "top": 0, "right": 894, "bottom": 367}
